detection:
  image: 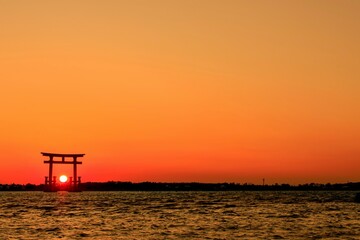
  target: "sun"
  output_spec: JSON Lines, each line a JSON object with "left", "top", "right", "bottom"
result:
{"left": 59, "top": 175, "right": 68, "bottom": 183}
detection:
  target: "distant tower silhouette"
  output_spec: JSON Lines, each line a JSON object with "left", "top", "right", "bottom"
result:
{"left": 262, "top": 178, "right": 265, "bottom": 186}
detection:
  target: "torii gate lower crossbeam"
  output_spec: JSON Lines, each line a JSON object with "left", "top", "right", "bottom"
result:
{"left": 42, "top": 152, "right": 85, "bottom": 192}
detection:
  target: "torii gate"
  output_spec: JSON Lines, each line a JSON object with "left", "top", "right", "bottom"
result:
{"left": 42, "top": 152, "right": 84, "bottom": 192}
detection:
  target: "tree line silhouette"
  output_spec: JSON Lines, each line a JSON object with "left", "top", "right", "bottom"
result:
{"left": 1, "top": 181, "right": 360, "bottom": 191}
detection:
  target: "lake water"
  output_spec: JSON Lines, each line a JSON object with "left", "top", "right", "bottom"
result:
{"left": 0, "top": 191, "right": 359, "bottom": 239}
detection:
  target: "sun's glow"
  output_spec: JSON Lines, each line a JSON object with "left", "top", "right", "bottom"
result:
{"left": 59, "top": 175, "right": 68, "bottom": 183}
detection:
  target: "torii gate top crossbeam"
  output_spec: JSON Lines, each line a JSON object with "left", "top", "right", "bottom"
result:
{"left": 41, "top": 152, "right": 85, "bottom": 157}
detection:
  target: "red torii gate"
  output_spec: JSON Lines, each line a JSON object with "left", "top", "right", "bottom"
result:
{"left": 42, "top": 152, "right": 84, "bottom": 192}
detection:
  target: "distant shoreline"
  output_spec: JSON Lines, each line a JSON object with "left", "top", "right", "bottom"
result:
{"left": 1, "top": 181, "right": 360, "bottom": 191}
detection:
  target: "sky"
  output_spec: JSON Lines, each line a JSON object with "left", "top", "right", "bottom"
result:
{"left": 0, "top": 1, "right": 359, "bottom": 184}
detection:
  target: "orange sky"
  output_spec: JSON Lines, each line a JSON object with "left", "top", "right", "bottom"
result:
{"left": 0, "top": 1, "right": 359, "bottom": 184}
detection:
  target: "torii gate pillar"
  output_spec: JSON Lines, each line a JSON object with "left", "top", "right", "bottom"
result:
{"left": 42, "top": 152, "right": 85, "bottom": 192}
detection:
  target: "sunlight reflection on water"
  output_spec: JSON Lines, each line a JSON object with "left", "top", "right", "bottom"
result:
{"left": 0, "top": 191, "right": 359, "bottom": 239}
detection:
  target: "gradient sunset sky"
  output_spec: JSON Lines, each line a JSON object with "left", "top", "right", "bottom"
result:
{"left": 0, "top": 1, "right": 359, "bottom": 184}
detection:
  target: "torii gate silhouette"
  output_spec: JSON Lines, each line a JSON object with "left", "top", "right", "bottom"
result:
{"left": 42, "top": 152, "right": 84, "bottom": 192}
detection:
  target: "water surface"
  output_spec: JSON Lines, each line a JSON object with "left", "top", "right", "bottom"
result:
{"left": 0, "top": 191, "right": 359, "bottom": 239}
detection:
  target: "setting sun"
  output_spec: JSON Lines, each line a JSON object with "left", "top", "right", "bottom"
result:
{"left": 59, "top": 175, "right": 68, "bottom": 183}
